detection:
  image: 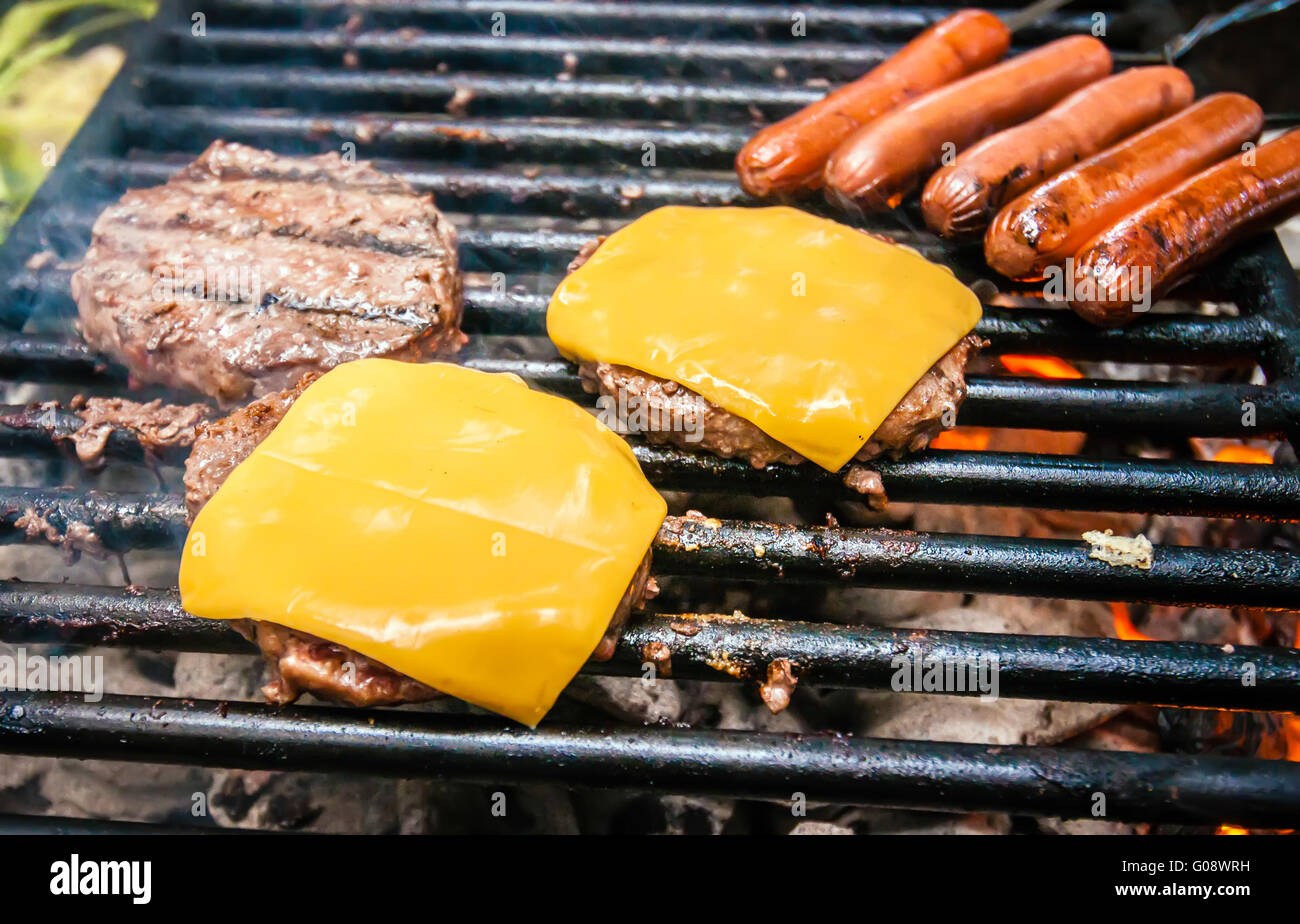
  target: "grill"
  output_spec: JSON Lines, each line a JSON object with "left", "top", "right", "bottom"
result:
{"left": 1, "top": 0, "right": 1300, "bottom": 831}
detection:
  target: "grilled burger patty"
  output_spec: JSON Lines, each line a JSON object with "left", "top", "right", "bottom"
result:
{"left": 566, "top": 239, "right": 985, "bottom": 480}
{"left": 581, "top": 335, "right": 983, "bottom": 469}
{"left": 73, "top": 141, "right": 466, "bottom": 405}
{"left": 183, "top": 377, "right": 655, "bottom": 707}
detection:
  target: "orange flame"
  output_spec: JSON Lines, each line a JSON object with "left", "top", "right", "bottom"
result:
{"left": 930, "top": 427, "right": 992, "bottom": 451}
{"left": 1212, "top": 445, "right": 1275, "bottom": 465}
{"left": 1110, "top": 602, "right": 1155, "bottom": 642}
{"left": 1284, "top": 716, "right": 1300, "bottom": 763}
{"left": 1000, "top": 355, "right": 1083, "bottom": 379}
{"left": 1216, "top": 620, "right": 1299, "bottom": 834}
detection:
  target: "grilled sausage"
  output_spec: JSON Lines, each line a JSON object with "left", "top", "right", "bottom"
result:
{"left": 735, "top": 10, "right": 1010, "bottom": 198}
{"left": 921, "top": 66, "right": 1194, "bottom": 239}
{"left": 1068, "top": 129, "right": 1300, "bottom": 327}
{"left": 984, "top": 93, "right": 1264, "bottom": 280}
{"left": 822, "top": 35, "right": 1112, "bottom": 213}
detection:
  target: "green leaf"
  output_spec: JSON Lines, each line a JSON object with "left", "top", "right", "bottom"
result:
{"left": 0, "top": 8, "right": 142, "bottom": 96}
{"left": 0, "top": 0, "right": 154, "bottom": 70}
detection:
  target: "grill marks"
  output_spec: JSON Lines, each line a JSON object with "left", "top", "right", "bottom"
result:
{"left": 145, "top": 176, "right": 456, "bottom": 261}
{"left": 72, "top": 141, "right": 465, "bottom": 404}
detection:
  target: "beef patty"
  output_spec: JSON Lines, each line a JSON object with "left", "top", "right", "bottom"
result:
{"left": 184, "top": 375, "right": 655, "bottom": 707}
{"left": 566, "top": 238, "right": 985, "bottom": 494}
{"left": 73, "top": 141, "right": 465, "bottom": 406}
{"left": 581, "top": 333, "right": 983, "bottom": 469}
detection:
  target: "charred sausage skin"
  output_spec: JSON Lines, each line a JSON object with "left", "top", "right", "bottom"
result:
{"left": 822, "top": 35, "right": 1112, "bottom": 213}
{"left": 921, "top": 66, "right": 1193, "bottom": 239}
{"left": 984, "top": 93, "right": 1264, "bottom": 280}
{"left": 1069, "top": 130, "right": 1300, "bottom": 326}
{"left": 735, "top": 10, "right": 1010, "bottom": 198}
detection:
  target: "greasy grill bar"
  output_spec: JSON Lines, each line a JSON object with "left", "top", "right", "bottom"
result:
{"left": 0, "top": 335, "right": 1298, "bottom": 438}
{"left": 1, "top": 494, "right": 1298, "bottom": 610}
{"left": 0, "top": 403, "right": 1298, "bottom": 517}
{"left": 202, "top": 0, "right": 1110, "bottom": 39}
{"left": 2, "top": 288, "right": 1286, "bottom": 362}
{"left": 2, "top": 690, "right": 1298, "bottom": 827}
{"left": 1, "top": 581, "right": 1299, "bottom": 712}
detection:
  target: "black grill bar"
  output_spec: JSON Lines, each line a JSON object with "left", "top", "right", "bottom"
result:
{"left": 3, "top": 403, "right": 1294, "bottom": 520}
{"left": 0, "top": 488, "right": 187, "bottom": 551}
{"left": 2, "top": 494, "right": 1297, "bottom": 609}
{"left": 643, "top": 445, "right": 1300, "bottom": 520}
{"left": 10, "top": 265, "right": 1273, "bottom": 362}
{"left": 0, "top": 813, "right": 242, "bottom": 834}
{"left": 0, "top": 582, "right": 236, "bottom": 652}
{"left": 656, "top": 517, "right": 1300, "bottom": 610}
{"left": 0, "top": 334, "right": 122, "bottom": 383}
{"left": 3, "top": 332, "right": 1291, "bottom": 436}
{"left": 29, "top": 195, "right": 1287, "bottom": 305}
{"left": 141, "top": 64, "right": 825, "bottom": 120}
{"left": 78, "top": 155, "right": 744, "bottom": 215}
{"left": 461, "top": 357, "right": 1300, "bottom": 439}
{"left": 207, "top": 0, "right": 1111, "bottom": 43}
{"left": 0, "top": 403, "right": 195, "bottom": 466}
{"left": 159, "top": 24, "right": 1162, "bottom": 79}
{"left": 973, "top": 311, "right": 1269, "bottom": 365}
{"left": 1, "top": 691, "right": 1294, "bottom": 826}
{"left": 959, "top": 378, "right": 1300, "bottom": 439}
{"left": 3, "top": 580, "right": 1298, "bottom": 711}
{"left": 122, "top": 106, "right": 749, "bottom": 168}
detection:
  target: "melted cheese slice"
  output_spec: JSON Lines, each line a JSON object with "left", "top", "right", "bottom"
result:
{"left": 548, "top": 206, "right": 981, "bottom": 471}
{"left": 179, "top": 359, "right": 666, "bottom": 726}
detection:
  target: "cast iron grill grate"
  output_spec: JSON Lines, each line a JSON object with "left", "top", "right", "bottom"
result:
{"left": 0, "top": 0, "right": 1299, "bottom": 829}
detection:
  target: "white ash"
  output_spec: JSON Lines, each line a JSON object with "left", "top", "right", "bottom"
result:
{"left": 1038, "top": 817, "right": 1151, "bottom": 836}
{"left": 789, "top": 820, "right": 854, "bottom": 835}
{"left": 563, "top": 674, "right": 684, "bottom": 724}
{"left": 849, "top": 600, "right": 1123, "bottom": 746}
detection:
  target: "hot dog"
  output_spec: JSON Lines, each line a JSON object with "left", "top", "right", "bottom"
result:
{"left": 822, "top": 35, "right": 1112, "bottom": 213}
{"left": 921, "top": 66, "right": 1194, "bottom": 239}
{"left": 735, "top": 10, "right": 1010, "bottom": 198}
{"left": 1068, "top": 130, "right": 1300, "bottom": 327}
{"left": 984, "top": 93, "right": 1264, "bottom": 280}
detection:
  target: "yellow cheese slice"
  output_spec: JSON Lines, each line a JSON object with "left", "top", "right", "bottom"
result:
{"left": 548, "top": 206, "right": 981, "bottom": 471}
{"left": 179, "top": 359, "right": 667, "bottom": 726}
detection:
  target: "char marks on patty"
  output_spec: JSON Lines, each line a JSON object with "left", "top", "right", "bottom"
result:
{"left": 73, "top": 141, "right": 465, "bottom": 405}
